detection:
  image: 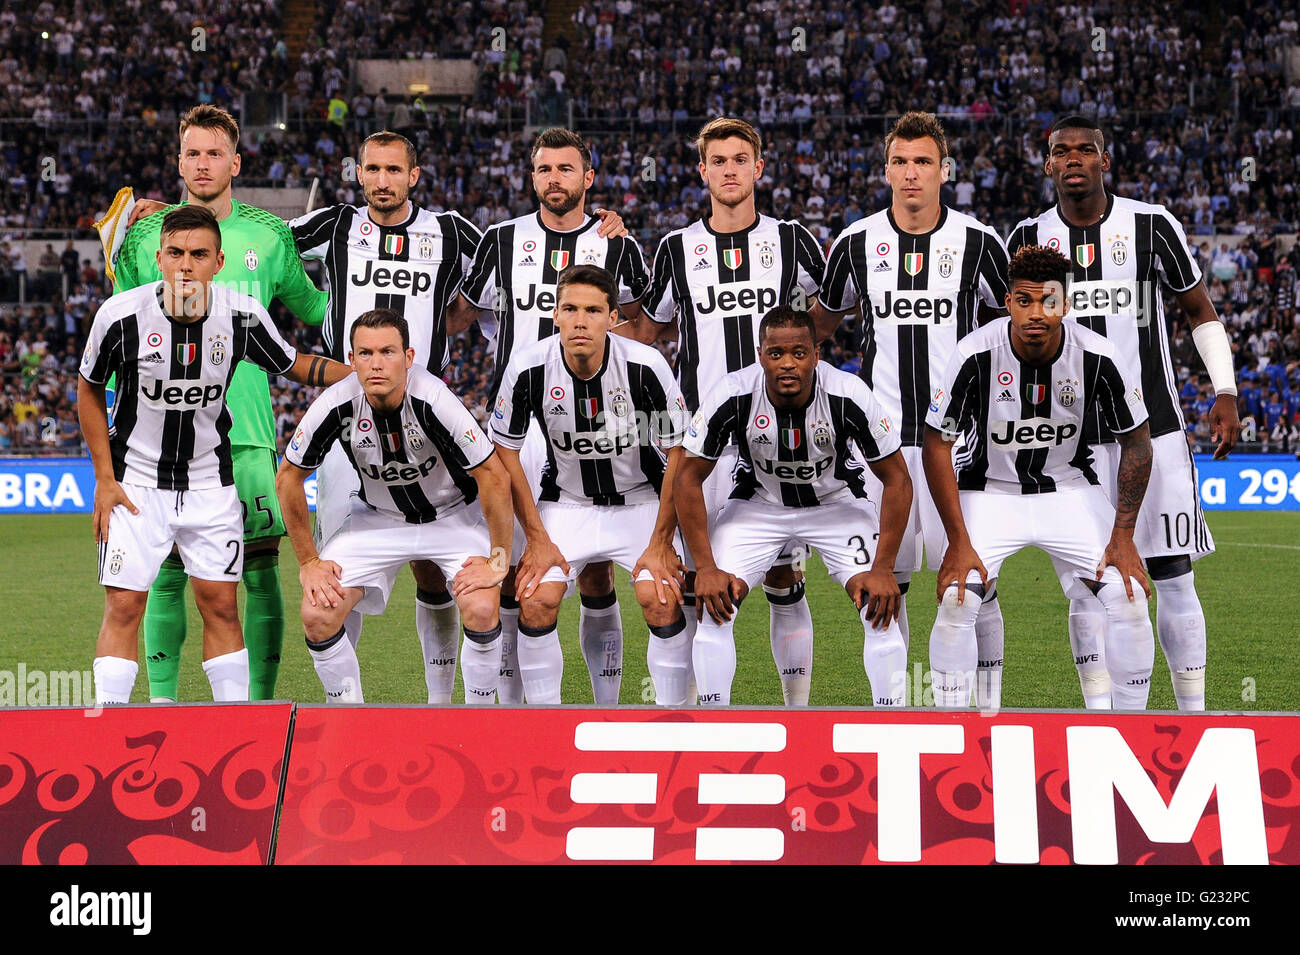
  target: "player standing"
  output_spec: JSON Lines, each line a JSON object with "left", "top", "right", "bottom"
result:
{"left": 675, "top": 307, "right": 912, "bottom": 706}
{"left": 79, "top": 207, "right": 348, "bottom": 703}
{"left": 491, "top": 266, "right": 692, "bottom": 704}
{"left": 924, "top": 245, "right": 1156, "bottom": 709}
{"left": 276, "top": 309, "right": 514, "bottom": 703}
{"left": 640, "top": 117, "right": 827, "bottom": 706}
{"left": 290, "top": 131, "right": 483, "bottom": 703}
{"left": 819, "top": 111, "right": 1011, "bottom": 707}
{"left": 1007, "top": 115, "right": 1239, "bottom": 710}
{"left": 453, "top": 128, "right": 648, "bottom": 705}
{"left": 111, "top": 105, "right": 330, "bottom": 702}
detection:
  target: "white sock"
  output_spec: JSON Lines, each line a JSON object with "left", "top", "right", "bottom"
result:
{"left": 307, "top": 629, "right": 364, "bottom": 702}
{"left": 1153, "top": 570, "right": 1208, "bottom": 711}
{"left": 202, "top": 648, "right": 249, "bottom": 701}
{"left": 1069, "top": 595, "right": 1112, "bottom": 709}
{"left": 579, "top": 592, "right": 623, "bottom": 705}
{"left": 497, "top": 597, "right": 524, "bottom": 703}
{"left": 928, "top": 581, "right": 980, "bottom": 708}
{"left": 862, "top": 605, "right": 906, "bottom": 706}
{"left": 1096, "top": 577, "right": 1155, "bottom": 710}
{"left": 417, "top": 588, "right": 459, "bottom": 704}
{"left": 93, "top": 656, "right": 138, "bottom": 705}
{"left": 682, "top": 599, "right": 698, "bottom": 705}
{"left": 517, "top": 624, "right": 563, "bottom": 704}
{"left": 646, "top": 615, "right": 690, "bottom": 705}
{"left": 460, "top": 624, "right": 502, "bottom": 705}
{"left": 344, "top": 609, "right": 363, "bottom": 648}
{"left": 766, "top": 582, "right": 813, "bottom": 705}
{"left": 692, "top": 614, "right": 736, "bottom": 705}
{"left": 895, "top": 574, "right": 912, "bottom": 652}
{"left": 974, "top": 591, "right": 1004, "bottom": 710}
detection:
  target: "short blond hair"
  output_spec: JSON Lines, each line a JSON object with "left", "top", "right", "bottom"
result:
{"left": 696, "top": 117, "right": 762, "bottom": 165}
{"left": 179, "top": 104, "right": 240, "bottom": 150}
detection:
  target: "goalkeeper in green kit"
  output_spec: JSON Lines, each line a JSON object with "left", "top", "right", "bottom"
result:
{"left": 103, "top": 104, "right": 328, "bottom": 701}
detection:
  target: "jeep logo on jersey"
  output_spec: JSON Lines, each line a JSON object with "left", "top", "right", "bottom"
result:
{"left": 990, "top": 418, "right": 1079, "bottom": 448}
{"left": 552, "top": 431, "right": 634, "bottom": 456}
{"left": 349, "top": 260, "right": 434, "bottom": 296}
{"left": 141, "top": 378, "right": 225, "bottom": 408}
{"left": 1066, "top": 279, "right": 1146, "bottom": 319}
{"left": 359, "top": 456, "right": 440, "bottom": 482}
{"left": 695, "top": 283, "right": 777, "bottom": 315}
{"left": 869, "top": 290, "right": 955, "bottom": 325}
{"left": 515, "top": 284, "right": 556, "bottom": 313}
{"left": 755, "top": 455, "right": 834, "bottom": 481}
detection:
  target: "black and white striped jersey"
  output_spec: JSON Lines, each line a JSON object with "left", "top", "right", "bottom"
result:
{"left": 291, "top": 202, "right": 481, "bottom": 374}
{"left": 822, "top": 206, "right": 1010, "bottom": 447}
{"left": 926, "top": 317, "right": 1148, "bottom": 495}
{"left": 491, "top": 334, "right": 685, "bottom": 507}
{"left": 80, "top": 282, "right": 296, "bottom": 490}
{"left": 684, "top": 361, "right": 900, "bottom": 507}
{"left": 460, "top": 212, "right": 650, "bottom": 400}
{"left": 284, "top": 365, "right": 493, "bottom": 524}
{"left": 1005, "top": 193, "right": 1201, "bottom": 443}
{"left": 643, "top": 215, "right": 825, "bottom": 411}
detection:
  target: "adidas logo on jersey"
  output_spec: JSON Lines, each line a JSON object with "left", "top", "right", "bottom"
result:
{"left": 753, "top": 433, "right": 772, "bottom": 445}
{"left": 141, "top": 351, "right": 164, "bottom": 364}
{"left": 874, "top": 260, "right": 892, "bottom": 272}
{"left": 548, "top": 404, "right": 567, "bottom": 416}
{"left": 519, "top": 255, "right": 535, "bottom": 266}
{"left": 996, "top": 389, "right": 1014, "bottom": 402}
{"left": 693, "top": 258, "right": 711, "bottom": 271}
{"left": 356, "top": 436, "right": 376, "bottom": 449}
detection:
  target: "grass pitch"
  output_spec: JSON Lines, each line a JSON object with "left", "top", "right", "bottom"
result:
{"left": 2, "top": 511, "right": 1295, "bottom": 710}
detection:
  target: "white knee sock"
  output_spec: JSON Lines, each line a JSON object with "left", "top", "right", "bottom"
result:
{"left": 682, "top": 598, "right": 698, "bottom": 705}
{"left": 692, "top": 614, "right": 736, "bottom": 706}
{"left": 93, "top": 656, "right": 138, "bottom": 705}
{"left": 202, "top": 648, "right": 250, "bottom": 701}
{"left": 517, "top": 623, "right": 563, "bottom": 704}
{"left": 862, "top": 605, "right": 907, "bottom": 707}
{"left": 1096, "top": 579, "right": 1155, "bottom": 710}
{"left": 579, "top": 591, "right": 623, "bottom": 705}
{"left": 307, "top": 629, "right": 363, "bottom": 703}
{"left": 460, "top": 623, "right": 502, "bottom": 705}
{"left": 895, "top": 573, "right": 912, "bottom": 652}
{"left": 416, "top": 588, "right": 459, "bottom": 704}
{"left": 344, "top": 609, "right": 363, "bottom": 648}
{"left": 974, "top": 590, "right": 1004, "bottom": 710}
{"left": 1153, "top": 571, "right": 1208, "bottom": 711}
{"left": 928, "top": 581, "right": 981, "bottom": 708}
{"left": 766, "top": 582, "right": 813, "bottom": 705}
{"left": 1068, "top": 595, "right": 1111, "bottom": 709}
{"left": 497, "top": 596, "right": 524, "bottom": 703}
{"left": 646, "top": 614, "right": 690, "bottom": 705}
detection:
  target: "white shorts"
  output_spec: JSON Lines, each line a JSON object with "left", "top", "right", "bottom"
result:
{"left": 682, "top": 446, "right": 797, "bottom": 573}
{"left": 865, "top": 444, "right": 947, "bottom": 574}
{"left": 509, "top": 421, "right": 549, "bottom": 560}
{"left": 313, "top": 443, "right": 360, "bottom": 551}
{"left": 99, "top": 483, "right": 243, "bottom": 591}
{"left": 709, "top": 495, "right": 883, "bottom": 590}
{"left": 537, "top": 500, "right": 660, "bottom": 585}
{"left": 960, "top": 486, "right": 1118, "bottom": 599}
{"left": 320, "top": 498, "right": 491, "bottom": 615}
{"left": 1091, "top": 430, "right": 1214, "bottom": 561}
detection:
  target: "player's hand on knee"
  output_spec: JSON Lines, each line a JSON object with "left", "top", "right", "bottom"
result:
{"left": 452, "top": 554, "right": 508, "bottom": 596}
{"left": 1098, "top": 535, "right": 1150, "bottom": 601}
{"left": 516, "top": 538, "right": 570, "bottom": 598}
{"left": 936, "top": 540, "right": 987, "bottom": 606}
{"left": 93, "top": 480, "right": 138, "bottom": 543}
{"left": 633, "top": 540, "right": 686, "bottom": 606}
{"left": 850, "top": 567, "right": 901, "bottom": 630}
{"left": 300, "top": 557, "right": 345, "bottom": 608}
{"left": 695, "top": 567, "right": 741, "bottom": 624}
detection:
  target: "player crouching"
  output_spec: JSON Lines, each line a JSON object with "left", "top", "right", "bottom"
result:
{"left": 491, "top": 265, "right": 691, "bottom": 704}
{"left": 79, "top": 206, "right": 351, "bottom": 704}
{"left": 276, "top": 309, "right": 514, "bottom": 703}
{"left": 923, "top": 245, "right": 1156, "bottom": 709}
{"left": 675, "top": 307, "right": 913, "bottom": 706}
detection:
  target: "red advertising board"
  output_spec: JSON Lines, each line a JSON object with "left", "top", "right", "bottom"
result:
{"left": 276, "top": 707, "right": 1300, "bottom": 864}
{"left": 0, "top": 704, "right": 293, "bottom": 864}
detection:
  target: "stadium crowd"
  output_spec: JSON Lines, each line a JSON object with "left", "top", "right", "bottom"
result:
{"left": 3, "top": 0, "right": 1299, "bottom": 455}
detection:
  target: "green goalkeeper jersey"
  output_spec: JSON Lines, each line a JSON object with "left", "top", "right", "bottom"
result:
{"left": 113, "top": 198, "right": 328, "bottom": 449}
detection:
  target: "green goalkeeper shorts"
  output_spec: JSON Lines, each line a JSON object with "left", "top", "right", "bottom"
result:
{"left": 233, "top": 445, "right": 286, "bottom": 543}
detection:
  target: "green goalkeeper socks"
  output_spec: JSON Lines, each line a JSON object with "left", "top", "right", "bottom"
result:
{"left": 144, "top": 556, "right": 189, "bottom": 701}
{"left": 242, "top": 553, "right": 285, "bottom": 700}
